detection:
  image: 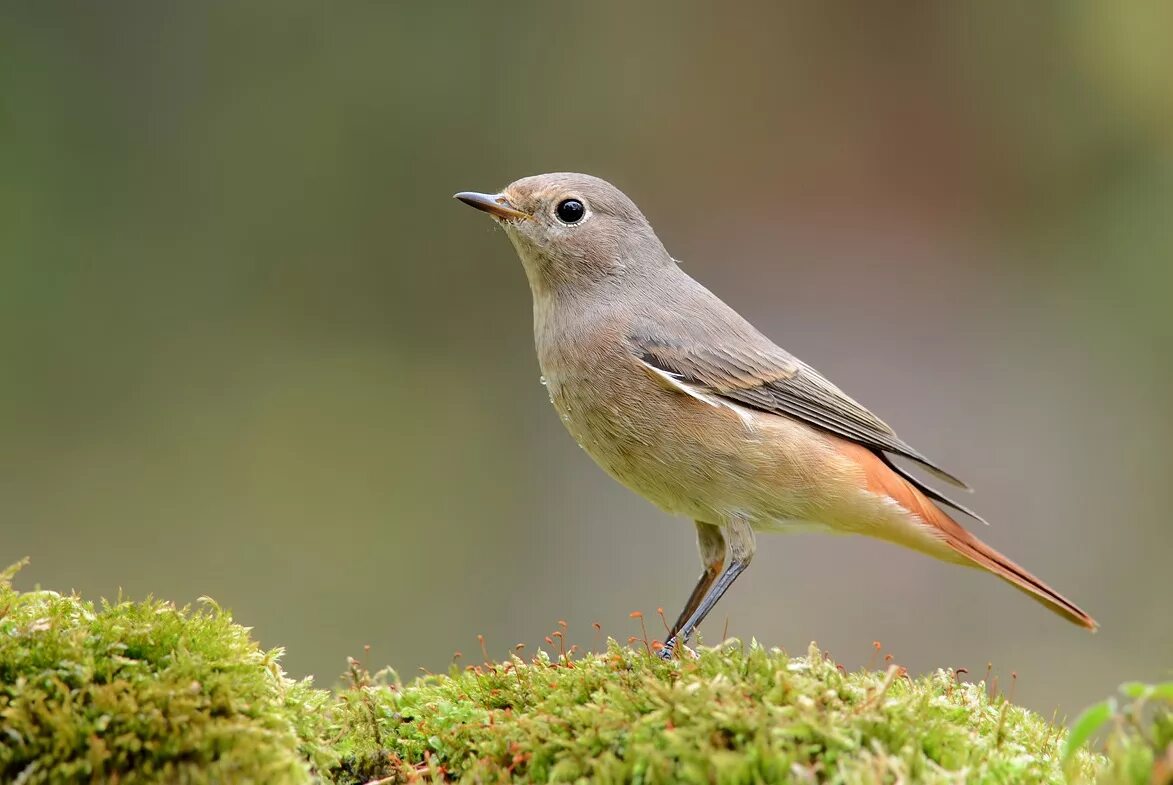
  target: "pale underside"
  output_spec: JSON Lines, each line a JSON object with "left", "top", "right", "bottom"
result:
{"left": 541, "top": 361, "right": 963, "bottom": 566}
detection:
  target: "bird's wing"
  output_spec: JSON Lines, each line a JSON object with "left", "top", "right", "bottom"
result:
{"left": 630, "top": 332, "right": 987, "bottom": 524}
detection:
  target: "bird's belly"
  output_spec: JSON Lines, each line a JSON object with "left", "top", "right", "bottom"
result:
{"left": 754, "top": 518, "right": 835, "bottom": 534}
{"left": 545, "top": 372, "right": 857, "bottom": 527}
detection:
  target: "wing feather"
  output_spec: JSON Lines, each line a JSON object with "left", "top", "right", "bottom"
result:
{"left": 632, "top": 333, "right": 980, "bottom": 519}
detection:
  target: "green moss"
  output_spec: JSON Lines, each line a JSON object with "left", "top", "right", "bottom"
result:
{"left": 0, "top": 560, "right": 335, "bottom": 784}
{"left": 326, "top": 642, "right": 1102, "bottom": 784}
{"left": 1063, "top": 680, "right": 1173, "bottom": 785}
{"left": 5, "top": 560, "right": 1163, "bottom": 783}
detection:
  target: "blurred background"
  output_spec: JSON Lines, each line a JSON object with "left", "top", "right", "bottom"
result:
{"left": 2, "top": 3, "right": 1170, "bottom": 719}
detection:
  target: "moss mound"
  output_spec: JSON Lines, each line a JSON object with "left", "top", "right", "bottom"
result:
{"left": 329, "top": 643, "right": 1100, "bottom": 785}
{"left": 3, "top": 561, "right": 1167, "bottom": 784}
{"left": 0, "top": 560, "right": 334, "bottom": 784}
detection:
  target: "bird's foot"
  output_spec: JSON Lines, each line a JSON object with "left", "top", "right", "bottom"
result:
{"left": 656, "top": 638, "right": 699, "bottom": 661}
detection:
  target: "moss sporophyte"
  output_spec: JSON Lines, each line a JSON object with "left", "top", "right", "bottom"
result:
{"left": 2, "top": 561, "right": 1167, "bottom": 784}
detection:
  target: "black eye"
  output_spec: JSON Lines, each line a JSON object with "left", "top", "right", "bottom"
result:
{"left": 555, "top": 198, "right": 585, "bottom": 224}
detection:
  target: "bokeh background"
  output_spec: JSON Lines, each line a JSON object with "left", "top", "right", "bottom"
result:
{"left": 3, "top": 3, "right": 1171, "bottom": 719}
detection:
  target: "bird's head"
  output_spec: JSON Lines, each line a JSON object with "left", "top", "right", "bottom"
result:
{"left": 455, "top": 173, "right": 671, "bottom": 297}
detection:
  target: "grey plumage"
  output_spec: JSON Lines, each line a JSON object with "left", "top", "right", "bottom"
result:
{"left": 455, "top": 172, "right": 1097, "bottom": 648}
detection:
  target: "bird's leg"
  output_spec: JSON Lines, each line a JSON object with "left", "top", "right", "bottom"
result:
{"left": 660, "top": 516, "right": 755, "bottom": 660}
{"left": 668, "top": 521, "right": 726, "bottom": 640}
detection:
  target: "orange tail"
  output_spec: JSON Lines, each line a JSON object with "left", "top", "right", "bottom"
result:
{"left": 838, "top": 440, "right": 1098, "bottom": 631}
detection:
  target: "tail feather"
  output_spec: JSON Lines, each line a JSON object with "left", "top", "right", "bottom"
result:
{"left": 838, "top": 439, "right": 1098, "bottom": 631}
{"left": 943, "top": 526, "right": 1098, "bottom": 630}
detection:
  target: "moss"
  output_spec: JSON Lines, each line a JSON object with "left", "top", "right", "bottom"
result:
{"left": 5, "top": 560, "right": 1164, "bottom": 784}
{"left": 326, "top": 642, "right": 1102, "bottom": 784}
{"left": 1063, "top": 680, "right": 1173, "bottom": 785}
{"left": 0, "top": 560, "right": 335, "bottom": 784}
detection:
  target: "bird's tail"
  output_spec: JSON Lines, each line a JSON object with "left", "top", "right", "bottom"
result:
{"left": 839, "top": 440, "right": 1098, "bottom": 631}
{"left": 942, "top": 521, "right": 1097, "bottom": 630}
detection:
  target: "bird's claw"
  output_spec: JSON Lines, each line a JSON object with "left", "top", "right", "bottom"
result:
{"left": 657, "top": 639, "right": 699, "bottom": 661}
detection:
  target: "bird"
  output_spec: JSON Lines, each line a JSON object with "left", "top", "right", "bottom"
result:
{"left": 454, "top": 173, "right": 1096, "bottom": 658}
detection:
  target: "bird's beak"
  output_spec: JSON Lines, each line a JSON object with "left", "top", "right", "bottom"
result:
{"left": 453, "top": 191, "right": 530, "bottom": 221}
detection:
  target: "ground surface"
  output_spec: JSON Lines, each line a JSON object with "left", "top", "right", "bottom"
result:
{"left": 1, "top": 561, "right": 1166, "bottom": 784}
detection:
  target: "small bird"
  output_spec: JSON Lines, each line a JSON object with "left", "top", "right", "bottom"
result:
{"left": 455, "top": 173, "right": 1096, "bottom": 658}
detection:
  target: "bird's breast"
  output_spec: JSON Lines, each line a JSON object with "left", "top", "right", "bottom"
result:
{"left": 530, "top": 306, "right": 862, "bottom": 526}
{"left": 536, "top": 344, "right": 751, "bottom": 521}
{"left": 538, "top": 359, "right": 862, "bottom": 531}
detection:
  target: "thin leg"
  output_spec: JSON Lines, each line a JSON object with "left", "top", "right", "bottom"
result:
{"left": 660, "top": 516, "right": 755, "bottom": 660}
{"left": 669, "top": 522, "right": 725, "bottom": 637}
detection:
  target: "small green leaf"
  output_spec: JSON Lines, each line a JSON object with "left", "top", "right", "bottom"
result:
{"left": 1119, "top": 680, "right": 1173, "bottom": 703}
{"left": 1148, "top": 681, "right": 1173, "bottom": 701}
{"left": 1063, "top": 698, "right": 1116, "bottom": 763}
{"left": 1119, "top": 681, "right": 1150, "bottom": 699}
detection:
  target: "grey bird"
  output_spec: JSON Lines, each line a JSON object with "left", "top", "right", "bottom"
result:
{"left": 455, "top": 173, "right": 1096, "bottom": 658}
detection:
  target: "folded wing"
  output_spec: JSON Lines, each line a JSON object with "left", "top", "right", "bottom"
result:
{"left": 631, "top": 332, "right": 986, "bottom": 524}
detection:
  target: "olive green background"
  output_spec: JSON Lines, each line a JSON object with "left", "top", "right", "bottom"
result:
{"left": 3, "top": 3, "right": 1170, "bottom": 718}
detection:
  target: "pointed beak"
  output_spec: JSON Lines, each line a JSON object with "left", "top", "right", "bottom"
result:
{"left": 453, "top": 191, "right": 530, "bottom": 221}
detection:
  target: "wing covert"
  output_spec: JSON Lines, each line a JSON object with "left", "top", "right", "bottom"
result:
{"left": 631, "top": 333, "right": 981, "bottom": 519}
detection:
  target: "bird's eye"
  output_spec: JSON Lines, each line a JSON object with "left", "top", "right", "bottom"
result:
{"left": 555, "top": 198, "right": 585, "bottom": 224}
